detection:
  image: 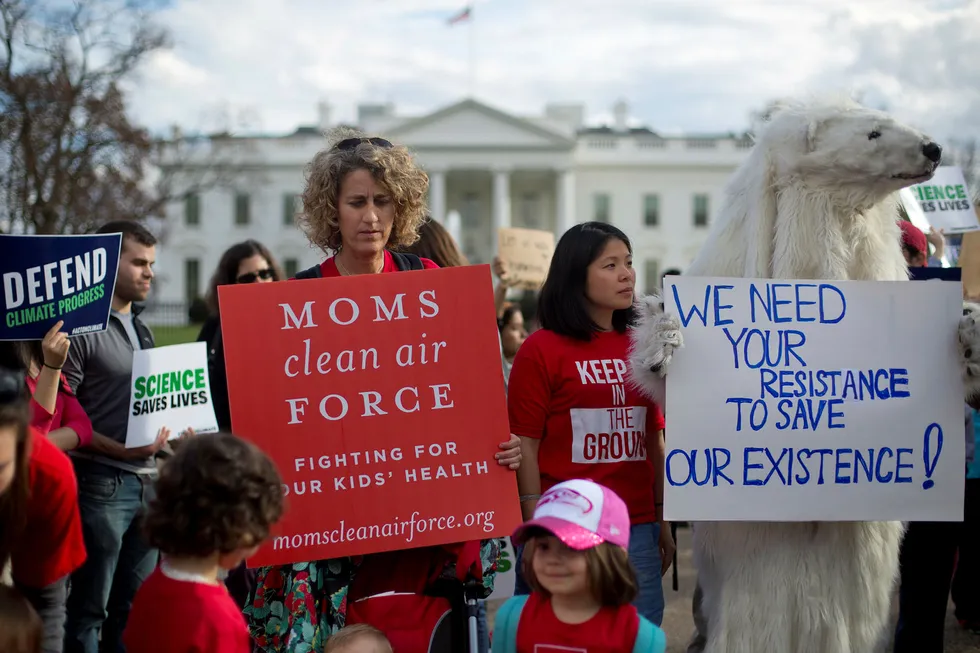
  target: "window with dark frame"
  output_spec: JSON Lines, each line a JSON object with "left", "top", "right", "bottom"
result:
{"left": 644, "top": 259, "right": 660, "bottom": 294}
{"left": 693, "top": 193, "right": 710, "bottom": 227}
{"left": 593, "top": 193, "right": 610, "bottom": 223}
{"left": 283, "top": 193, "right": 298, "bottom": 226}
{"left": 643, "top": 194, "right": 660, "bottom": 227}
{"left": 185, "top": 193, "right": 200, "bottom": 226}
{"left": 184, "top": 258, "right": 200, "bottom": 303}
{"left": 235, "top": 192, "right": 250, "bottom": 226}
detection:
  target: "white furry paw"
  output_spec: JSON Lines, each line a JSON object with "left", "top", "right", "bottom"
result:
{"left": 628, "top": 294, "right": 683, "bottom": 406}
{"left": 959, "top": 301, "right": 980, "bottom": 401}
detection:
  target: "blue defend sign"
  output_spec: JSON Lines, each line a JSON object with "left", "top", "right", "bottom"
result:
{"left": 662, "top": 276, "right": 965, "bottom": 522}
{"left": 1, "top": 234, "right": 121, "bottom": 341}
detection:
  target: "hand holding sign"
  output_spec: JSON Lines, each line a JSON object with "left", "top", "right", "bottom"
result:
{"left": 118, "top": 426, "right": 171, "bottom": 460}
{"left": 41, "top": 321, "right": 70, "bottom": 369}
{"left": 0, "top": 233, "right": 121, "bottom": 341}
{"left": 495, "top": 434, "right": 522, "bottom": 470}
{"left": 125, "top": 342, "right": 219, "bottom": 448}
{"left": 219, "top": 265, "right": 522, "bottom": 566}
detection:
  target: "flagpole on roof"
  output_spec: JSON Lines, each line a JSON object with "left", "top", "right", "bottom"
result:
{"left": 447, "top": 5, "right": 475, "bottom": 98}
{"left": 467, "top": 7, "right": 474, "bottom": 98}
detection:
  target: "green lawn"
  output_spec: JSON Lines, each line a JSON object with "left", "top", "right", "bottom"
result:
{"left": 151, "top": 324, "right": 203, "bottom": 347}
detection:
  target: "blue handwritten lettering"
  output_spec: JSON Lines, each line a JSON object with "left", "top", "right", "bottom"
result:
{"left": 666, "top": 448, "right": 736, "bottom": 487}
{"left": 794, "top": 283, "right": 818, "bottom": 322}
{"left": 713, "top": 285, "right": 734, "bottom": 326}
{"left": 818, "top": 284, "right": 846, "bottom": 324}
{"left": 672, "top": 284, "right": 710, "bottom": 328}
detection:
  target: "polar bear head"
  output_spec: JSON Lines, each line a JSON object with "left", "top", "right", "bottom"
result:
{"left": 708, "top": 97, "right": 942, "bottom": 279}
{"left": 755, "top": 97, "right": 942, "bottom": 205}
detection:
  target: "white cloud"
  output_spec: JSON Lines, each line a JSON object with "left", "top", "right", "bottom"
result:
{"left": 124, "top": 0, "right": 980, "bottom": 142}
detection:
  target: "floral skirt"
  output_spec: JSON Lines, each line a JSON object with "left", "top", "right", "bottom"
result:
{"left": 245, "top": 558, "right": 358, "bottom": 652}
{"left": 244, "top": 541, "right": 499, "bottom": 653}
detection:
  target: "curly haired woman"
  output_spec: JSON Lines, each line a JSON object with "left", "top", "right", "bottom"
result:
{"left": 243, "top": 127, "right": 522, "bottom": 652}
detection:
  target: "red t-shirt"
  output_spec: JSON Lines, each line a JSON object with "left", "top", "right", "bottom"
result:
{"left": 516, "top": 592, "right": 640, "bottom": 653}
{"left": 317, "top": 250, "right": 439, "bottom": 278}
{"left": 123, "top": 568, "right": 251, "bottom": 653}
{"left": 508, "top": 329, "right": 665, "bottom": 523}
{"left": 26, "top": 374, "right": 94, "bottom": 447}
{"left": 11, "top": 428, "right": 87, "bottom": 588}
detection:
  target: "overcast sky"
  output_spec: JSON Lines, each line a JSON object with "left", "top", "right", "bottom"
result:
{"left": 126, "top": 0, "right": 980, "bottom": 143}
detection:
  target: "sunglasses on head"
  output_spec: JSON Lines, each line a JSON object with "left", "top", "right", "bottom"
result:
{"left": 236, "top": 268, "right": 275, "bottom": 284}
{"left": 333, "top": 137, "right": 394, "bottom": 151}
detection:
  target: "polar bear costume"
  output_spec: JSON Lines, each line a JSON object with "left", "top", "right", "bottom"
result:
{"left": 628, "top": 97, "right": 980, "bottom": 653}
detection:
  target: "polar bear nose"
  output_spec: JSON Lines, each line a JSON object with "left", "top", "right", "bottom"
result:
{"left": 922, "top": 141, "right": 943, "bottom": 163}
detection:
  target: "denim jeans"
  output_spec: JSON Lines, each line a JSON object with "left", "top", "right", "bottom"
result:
{"left": 476, "top": 600, "right": 489, "bottom": 653}
{"left": 64, "top": 460, "right": 158, "bottom": 653}
{"left": 514, "top": 522, "right": 666, "bottom": 626}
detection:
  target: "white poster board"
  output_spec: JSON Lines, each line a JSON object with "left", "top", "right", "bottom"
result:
{"left": 662, "top": 276, "right": 965, "bottom": 522}
{"left": 904, "top": 166, "right": 977, "bottom": 234}
{"left": 125, "top": 342, "right": 219, "bottom": 448}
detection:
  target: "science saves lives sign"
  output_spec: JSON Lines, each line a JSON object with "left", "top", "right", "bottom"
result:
{"left": 219, "top": 265, "right": 522, "bottom": 567}
{"left": 1, "top": 234, "right": 121, "bottom": 341}
{"left": 662, "top": 276, "right": 965, "bottom": 522}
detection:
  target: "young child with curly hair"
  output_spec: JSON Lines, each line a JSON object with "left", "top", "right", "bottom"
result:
{"left": 122, "top": 433, "right": 284, "bottom": 653}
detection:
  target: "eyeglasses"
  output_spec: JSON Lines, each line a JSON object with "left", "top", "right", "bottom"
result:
{"left": 0, "top": 367, "right": 25, "bottom": 406}
{"left": 236, "top": 268, "right": 275, "bottom": 284}
{"left": 333, "top": 137, "right": 394, "bottom": 151}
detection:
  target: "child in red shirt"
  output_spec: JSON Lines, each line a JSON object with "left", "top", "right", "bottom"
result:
{"left": 491, "top": 479, "right": 667, "bottom": 653}
{"left": 123, "top": 433, "right": 285, "bottom": 653}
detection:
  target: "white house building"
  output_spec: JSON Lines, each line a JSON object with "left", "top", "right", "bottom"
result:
{"left": 151, "top": 97, "right": 753, "bottom": 314}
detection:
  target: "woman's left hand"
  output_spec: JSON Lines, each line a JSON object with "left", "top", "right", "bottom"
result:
{"left": 41, "top": 320, "right": 70, "bottom": 370}
{"left": 659, "top": 522, "right": 675, "bottom": 576}
{"left": 495, "top": 433, "right": 522, "bottom": 470}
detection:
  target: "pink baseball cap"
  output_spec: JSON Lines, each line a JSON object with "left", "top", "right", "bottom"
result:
{"left": 512, "top": 479, "right": 630, "bottom": 551}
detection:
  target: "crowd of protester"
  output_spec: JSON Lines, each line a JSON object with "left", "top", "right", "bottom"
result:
{"left": 0, "top": 128, "right": 976, "bottom": 653}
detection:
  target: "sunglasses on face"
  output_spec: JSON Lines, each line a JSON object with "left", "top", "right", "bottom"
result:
{"left": 333, "top": 137, "right": 394, "bottom": 151}
{"left": 236, "top": 268, "right": 275, "bottom": 284}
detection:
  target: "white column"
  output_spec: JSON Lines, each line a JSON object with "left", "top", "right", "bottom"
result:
{"left": 428, "top": 168, "right": 447, "bottom": 225}
{"left": 555, "top": 168, "right": 576, "bottom": 238}
{"left": 492, "top": 168, "right": 512, "bottom": 254}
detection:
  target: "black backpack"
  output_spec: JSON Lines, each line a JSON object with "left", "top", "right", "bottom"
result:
{"left": 294, "top": 252, "right": 425, "bottom": 279}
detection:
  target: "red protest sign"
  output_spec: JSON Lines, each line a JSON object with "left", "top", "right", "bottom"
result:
{"left": 218, "top": 265, "right": 521, "bottom": 567}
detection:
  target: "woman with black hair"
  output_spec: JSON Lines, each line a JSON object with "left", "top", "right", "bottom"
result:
{"left": 507, "top": 221, "right": 673, "bottom": 626}
{"left": 497, "top": 303, "right": 528, "bottom": 390}
{"left": 196, "top": 240, "right": 284, "bottom": 432}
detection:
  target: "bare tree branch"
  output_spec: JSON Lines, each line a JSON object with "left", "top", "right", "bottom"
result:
{"left": 0, "top": 0, "right": 240, "bottom": 235}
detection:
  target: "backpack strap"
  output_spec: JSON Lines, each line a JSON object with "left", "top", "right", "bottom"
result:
{"left": 294, "top": 263, "right": 323, "bottom": 280}
{"left": 490, "top": 594, "right": 528, "bottom": 653}
{"left": 633, "top": 616, "right": 667, "bottom": 653}
{"left": 391, "top": 251, "right": 425, "bottom": 271}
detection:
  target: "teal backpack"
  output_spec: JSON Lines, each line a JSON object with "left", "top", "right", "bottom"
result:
{"left": 490, "top": 595, "right": 667, "bottom": 653}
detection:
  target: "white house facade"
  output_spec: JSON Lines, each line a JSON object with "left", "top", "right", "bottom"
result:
{"left": 150, "top": 97, "right": 753, "bottom": 315}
